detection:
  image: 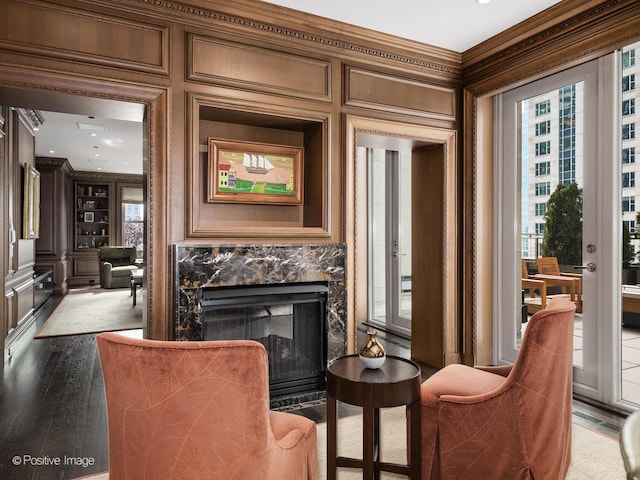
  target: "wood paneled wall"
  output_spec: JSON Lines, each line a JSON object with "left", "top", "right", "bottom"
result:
{"left": 0, "top": 0, "right": 461, "bottom": 351}
{"left": 0, "top": 0, "right": 638, "bottom": 366}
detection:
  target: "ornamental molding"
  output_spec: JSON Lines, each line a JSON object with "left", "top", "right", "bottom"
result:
{"left": 138, "top": 0, "right": 460, "bottom": 75}
{"left": 464, "top": 0, "right": 633, "bottom": 80}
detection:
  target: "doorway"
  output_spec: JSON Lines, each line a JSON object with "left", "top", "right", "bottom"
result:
{"left": 367, "top": 147, "right": 412, "bottom": 337}
{"left": 0, "top": 86, "right": 151, "bottom": 343}
{"left": 345, "top": 115, "right": 458, "bottom": 367}
{"left": 496, "top": 54, "right": 624, "bottom": 405}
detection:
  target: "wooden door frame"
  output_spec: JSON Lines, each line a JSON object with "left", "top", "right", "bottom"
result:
{"left": 345, "top": 115, "right": 458, "bottom": 367}
{"left": 0, "top": 66, "right": 171, "bottom": 341}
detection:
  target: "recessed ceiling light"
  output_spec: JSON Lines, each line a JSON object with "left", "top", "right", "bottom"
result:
{"left": 476, "top": 0, "right": 491, "bottom": 3}
{"left": 48, "top": 150, "right": 55, "bottom": 154}
{"left": 90, "top": 133, "right": 97, "bottom": 137}
{"left": 94, "top": 153, "right": 100, "bottom": 157}
{"left": 77, "top": 122, "right": 105, "bottom": 131}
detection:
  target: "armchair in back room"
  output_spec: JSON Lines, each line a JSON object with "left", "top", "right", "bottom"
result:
{"left": 98, "top": 246, "right": 138, "bottom": 289}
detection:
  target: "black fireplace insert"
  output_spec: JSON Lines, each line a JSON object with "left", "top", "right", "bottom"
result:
{"left": 200, "top": 282, "right": 328, "bottom": 398}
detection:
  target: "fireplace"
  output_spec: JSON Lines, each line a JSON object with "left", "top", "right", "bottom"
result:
{"left": 174, "top": 244, "right": 347, "bottom": 407}
{"left": 201, "top": 282, "right": 328, "bottom": 398}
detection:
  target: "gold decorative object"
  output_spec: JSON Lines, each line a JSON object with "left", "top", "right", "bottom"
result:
{"left": 359, "top": 330, "right": 386, "bottom": 369}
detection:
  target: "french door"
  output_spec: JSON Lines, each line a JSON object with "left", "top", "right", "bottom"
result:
{"left": 367, "top": 148, "right": 412, "bottom": 337}
{"left": 497, "top": 56, "right": 618, "bottom": 402}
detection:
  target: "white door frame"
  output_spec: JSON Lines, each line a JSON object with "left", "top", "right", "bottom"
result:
{"left": 496, "top": 56, "right": 619, "bottom": 402}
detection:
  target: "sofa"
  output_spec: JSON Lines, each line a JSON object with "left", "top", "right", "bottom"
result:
{"left": 99, "top": 246, "right": 139, "bottom": 289}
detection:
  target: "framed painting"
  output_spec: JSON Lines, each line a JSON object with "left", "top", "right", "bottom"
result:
{"left": 207, "top": 138, "right": 304, "bottom": 205}
{"left": 22, "top": 163, "right": 40, "bottom": 239}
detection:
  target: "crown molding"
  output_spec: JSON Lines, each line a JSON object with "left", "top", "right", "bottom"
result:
{"left": 128, "top": 0, "right": 461, "bottom": 77}
{"left": 462, "top": 0, "right": 640, "bottom": 95}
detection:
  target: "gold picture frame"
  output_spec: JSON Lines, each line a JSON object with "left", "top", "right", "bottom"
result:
{"left": 207, "top": 138, "right": 303, "bottom": 205}
{"left": 22, "top": 163, "right": 40, "bottom": 239}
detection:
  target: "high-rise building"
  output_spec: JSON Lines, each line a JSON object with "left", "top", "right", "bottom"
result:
{"left": 522, "top": 41, "right": 640, "bottom": 258}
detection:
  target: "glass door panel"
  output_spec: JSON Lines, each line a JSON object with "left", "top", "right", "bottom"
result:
{"left": 621, "top": 41, "right": 640, "bottom": 406}
{"left": 368, "top": 148, "right": 412, "bottom": 336}
{"left": 500, "top": 60, "right": 600, "bottom": 394}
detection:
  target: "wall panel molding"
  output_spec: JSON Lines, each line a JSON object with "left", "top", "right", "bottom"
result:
{"left": 135, "top": 0, "right": 460, "bottom": 80}
{"left": 0, "top": 0, "right": 169, "bottom": 76}
{"left": 345, "top": 66, "right": 456, "bottom": 121}
{"left": 187, "top": 34, "right": 331, "bottom": 102}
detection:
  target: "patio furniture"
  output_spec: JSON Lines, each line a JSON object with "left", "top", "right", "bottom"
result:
{"left": 535, "top": 257, "right": 583, "bottom": 312}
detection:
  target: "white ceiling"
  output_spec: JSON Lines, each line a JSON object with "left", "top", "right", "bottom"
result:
{"left": 33, "top": 0, "right": 564, "bottom": 174}
{"left": 260, "top": 0, "right": 564, "bottom": 52}
{"left": 35, "top": 111, "right": 143, "bottom": 175}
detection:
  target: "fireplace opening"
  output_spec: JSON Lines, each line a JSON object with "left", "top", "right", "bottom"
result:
{"left": 200, "top": 282, "right": 328, "bottom": 398}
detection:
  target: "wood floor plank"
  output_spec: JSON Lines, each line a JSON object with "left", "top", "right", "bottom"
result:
{"left": 0, "top": 322, "right": 108, "bottom": 479}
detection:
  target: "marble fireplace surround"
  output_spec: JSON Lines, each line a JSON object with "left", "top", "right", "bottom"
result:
{"left": 174, "top": 244, "right": 347, "bottom": 364}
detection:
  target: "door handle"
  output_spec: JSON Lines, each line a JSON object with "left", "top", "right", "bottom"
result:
{"left": 574, "top": 263, "right": 596, "bottom": 272}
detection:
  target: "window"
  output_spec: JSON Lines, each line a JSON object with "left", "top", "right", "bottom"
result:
{"left": 623, "top": 123, "right": 636, "bottom": 140}
{"left": 624, "top": 220, "right": 636, "bottom": 234}
{"left": 623, "top": 172, "right": 636, "bottom": 188}
{"left": 535, "top": 120, "right": 551, "bottom": 136}
{"left": 623, "top": 99, "right": 636, "bottom": 116}
{"left": 535, "top": 141, "right": 551, "bottom": 156}
{"left": 623, "top": 74, "right": 636, "bottom": 92}
{"left": 535, "top": 202, "right": 547, "bottom": 216}
{"left": 535, "top": 161, "right": 551, "bottom": 176}
{"left": 623, "top": 49, "right": 636, "bottom": 69}
{"left": 535, "top": 223, "right": 545, "bottom": 235}
{"left": 121, "top": 187, "right": 144, "bottom": 260}
{"left": 558, "top": 85, "right": 577, "bottom": 186}
{"left": 623, "top": 147, "right": 636, "bottom": 164}
{"left": 623, "top": 196, "right": 636, "bottom": 213}
{"left": 535, "top": 182, "right": 551, "bottom": 196}
{"left": 535, "top": 100, "right": 551, "bottom": 116}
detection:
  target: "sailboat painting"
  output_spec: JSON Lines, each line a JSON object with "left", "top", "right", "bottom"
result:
{"left": 208, "top": 138, "right": 304, "bottom": 205}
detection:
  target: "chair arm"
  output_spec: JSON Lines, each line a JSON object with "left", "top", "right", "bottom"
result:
{"left": 522, "top": 278, "right": 547, "bottom": 306}
{"left": 560, "top": 272, "right": 582, "bottom": 278}
{"left": 99, "top": 261, "right": 113, "bottom": 288}
{"left": 621, "top": 410, "right": 640, "bottom": 480}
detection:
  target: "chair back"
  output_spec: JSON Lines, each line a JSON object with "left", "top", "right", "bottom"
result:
{"left": 506, "top": 297, "right": 575, "bottom": 474}
{"left": 521, "top": 258, "right": 529, "bottom": 278}
{"left": 536, "top": 256, "right": 561, "bottom": 275}
{"left": 99, "top": 246, "right": 137, "bottom": 265}
{"left": 96, "top": 333, "right": 272, "bottom": 479}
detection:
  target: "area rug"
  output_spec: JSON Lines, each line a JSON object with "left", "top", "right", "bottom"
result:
{"left": 34, "top": 287, "right": 142, "bottom": 339}
{"left": 315, "top": 407, "right": 626, "bottom": 479}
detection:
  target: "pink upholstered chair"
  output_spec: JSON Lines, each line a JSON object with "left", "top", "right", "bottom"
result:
{"left": 81, "top": 333, "right": 318, "bottom": 480}
{"left": 420, "top": 297, "right": 576, "bottom": 479}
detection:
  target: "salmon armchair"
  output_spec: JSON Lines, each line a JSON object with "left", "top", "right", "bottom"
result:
{"left": 83, "top": 333, "right": 318, "bottom": 480}
{"left": 420, "top": 297, "right": 576, "bottom": 479}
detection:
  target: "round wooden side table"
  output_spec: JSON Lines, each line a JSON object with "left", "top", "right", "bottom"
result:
{"left": 326, "top": 354, "right": 421, "bottom": 480}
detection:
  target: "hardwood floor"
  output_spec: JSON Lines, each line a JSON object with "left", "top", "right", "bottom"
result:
{"left": 0, "top": 300, "right": 627, "bottom": 479}
{"left": 1, "top": 296, "right": 108, "bottom": 479}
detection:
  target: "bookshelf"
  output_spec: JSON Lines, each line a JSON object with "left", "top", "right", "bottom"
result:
{"left": 75, "top": 182, "right": 110, "bottom": 250}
